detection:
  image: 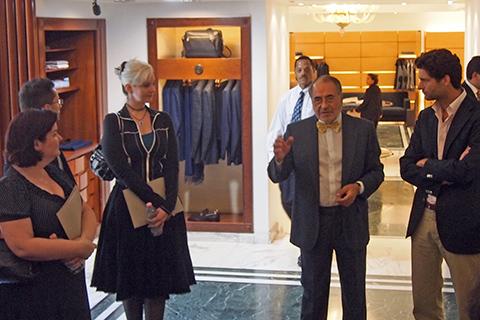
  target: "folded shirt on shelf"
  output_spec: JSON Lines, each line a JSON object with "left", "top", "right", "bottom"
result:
{"left": 60, "top": 139, "right": 93, "bottom": 151}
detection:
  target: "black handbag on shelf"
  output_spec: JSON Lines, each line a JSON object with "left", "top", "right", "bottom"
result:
{"left": 182, "top": 28, "right": 226, "bottom": 58}
{"left": 0, "top": 240, "right": 38, "bottom": 283}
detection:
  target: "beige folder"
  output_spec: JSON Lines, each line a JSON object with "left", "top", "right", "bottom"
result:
{"left": 56, "top": 186, "right": 83, "bottom": 239}
{"left": 122, "top": 177, "right": 184, "bottom": 229}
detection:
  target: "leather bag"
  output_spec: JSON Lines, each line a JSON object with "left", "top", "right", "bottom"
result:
{"left": 182, "top": 28, "right": 224, "bottom": 58}
{"left": 0, "top": 240, "right": 37, "bottom": 283}
{"left": 90, "top": 145, "right": 115, "bottom": 181}
{"left": 89, "top": 113, "right": 123, "bottom": 181}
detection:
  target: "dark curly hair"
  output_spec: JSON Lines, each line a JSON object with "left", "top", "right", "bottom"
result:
{"left": 5, "top": 109, "right": 58, "bottom": 167}
{"left": 415, "top": 49, "right": 462, "bottom": 89}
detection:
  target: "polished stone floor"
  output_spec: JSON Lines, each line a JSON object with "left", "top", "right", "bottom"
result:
{"left": 90, "top": 278, "right": 458, "bottom": 320}
{"left": 86, "top": 124, "right": 462, "bottom": 320}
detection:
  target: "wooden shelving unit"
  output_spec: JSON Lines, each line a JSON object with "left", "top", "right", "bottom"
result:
{"left": 37, "top": 18, "right": 108, "bottom": 221}
{"left": 148, "top": 17, "right": 252, "bottom": 233}
{"left": 157, "top": 57, "right": 241, "bottom": 80}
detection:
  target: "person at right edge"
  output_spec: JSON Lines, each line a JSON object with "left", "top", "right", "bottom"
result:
{"left": 91, "top": 59, "right": 195, "bottom": 320}
{"left": 269, "top": 75, "right": 384, "bottom": 319}
{"left": 400, "top": 48, "right": 480, "bottom": 320}
{"left": 356, "top": 73, "right": 382, "bottom": 128}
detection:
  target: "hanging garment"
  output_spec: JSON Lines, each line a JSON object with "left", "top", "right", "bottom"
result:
{"left": 228, "top": 80, "right": 242, "bottom": 165}
{"left": 163, "top": 80, "right": 185, "bottom": 160}
{"left": 201, "top": 80, "right": 218, "bottom": 164}
{"left": 220, "top": 80, "right": 235, "bottom": 161}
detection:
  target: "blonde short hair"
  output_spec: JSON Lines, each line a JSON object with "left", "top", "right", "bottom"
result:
{"left": 114, "top": 59, "right": 155, "bottom": 95}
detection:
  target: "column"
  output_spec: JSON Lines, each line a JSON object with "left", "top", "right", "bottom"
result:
{"left": 465, "top": 0, "right": 480, "bottom": 63}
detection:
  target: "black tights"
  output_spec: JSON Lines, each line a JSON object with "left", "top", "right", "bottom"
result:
{"left": 123, "top": 296, "right": 166, "bottom": 320}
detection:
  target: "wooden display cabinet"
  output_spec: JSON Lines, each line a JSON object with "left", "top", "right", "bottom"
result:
{"left": 147, "top": 17, "right": 252, "bottom": 233}
{"left": 37, "top": 18, "right": 108, "bottom": 221}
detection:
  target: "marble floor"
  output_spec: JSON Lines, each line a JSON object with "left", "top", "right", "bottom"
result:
{"left": 85, "top": 124, "right": 462, "bottom": 319}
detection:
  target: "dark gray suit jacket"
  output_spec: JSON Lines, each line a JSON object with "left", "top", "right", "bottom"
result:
{"left": 400, "top": 94, "right": 480, "bottom": 254}
{"left": 268, "top": 114, "right": 384, "bottom": 250}
{"left": 462, "top": 81, "right": 480, "bottom": 105}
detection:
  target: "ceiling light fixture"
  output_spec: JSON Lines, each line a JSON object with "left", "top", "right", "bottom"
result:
{"left": 312, "top": 4, "right": 376, "bottom": 33}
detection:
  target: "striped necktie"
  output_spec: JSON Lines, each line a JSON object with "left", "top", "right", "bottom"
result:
{"left": 476, "top": 90, "right": 480, "bottom": 101}
{"left": 291, "top": 91, "right": 305, "bottom": 123}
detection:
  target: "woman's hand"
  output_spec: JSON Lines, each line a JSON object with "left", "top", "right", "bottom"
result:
{"left": 147, "top": 206, "right": 169, "bottom": 229}
{"left": 49, "top": 233, "right": 86, "bottom": 272}
{"left": 74, "top": 237, "right": 96, "bottom": 259}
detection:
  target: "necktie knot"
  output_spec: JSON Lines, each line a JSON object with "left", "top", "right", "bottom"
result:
{"left": 317, "top": 120, "right": 341, "bottom": 134}
{"left": 476, "top": 90, "right": 480, "bottom": 101}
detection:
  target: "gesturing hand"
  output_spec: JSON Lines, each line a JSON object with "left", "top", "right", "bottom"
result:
{"left": 273, "top": 136, "right": 294, "bottom": 163}
{"left": 335, "top": 183, "right": 360, "bottom": 207}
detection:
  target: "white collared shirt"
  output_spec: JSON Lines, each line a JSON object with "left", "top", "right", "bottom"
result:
{"left": 267, "top": 85, "right": 314, "bottom": 162}
{"left": 427, "top": 90, "right": 466, "bottom": 205}
{"left": 317, "top": 114, "right": 342, "bottom": 206}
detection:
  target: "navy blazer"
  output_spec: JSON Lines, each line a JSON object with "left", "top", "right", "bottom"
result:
{"left": 400, "top": 94, "right": 480, "bottom": 254}
{"left": 268, "top": 114, "right": 384, "bottom": 250}
{"left": 229, "top": 80, "right": 242, "bottom": 165}
{"left": 220, "top": 80, "right": 235, "bottom": 160}
{"left": 191, "top": 80, "right": 206, "bottom": 163}
{"left": 462, "top": 81, "right": 480, "bottom": 106}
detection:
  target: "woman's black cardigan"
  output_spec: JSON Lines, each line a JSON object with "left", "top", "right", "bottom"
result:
{"left": 101, "top": 105, "right": 178, "bottom": 213}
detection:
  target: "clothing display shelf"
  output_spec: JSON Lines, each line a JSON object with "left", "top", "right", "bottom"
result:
{"left": 147, "top": 17, "right": 252, "bottom": 233}
{"left": 37, "top": 17, "right": 108, "bottom": 221}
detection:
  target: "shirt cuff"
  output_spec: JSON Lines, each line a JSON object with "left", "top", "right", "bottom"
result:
{"left": 356, "top": 180, "right": 364, "bottom": 194}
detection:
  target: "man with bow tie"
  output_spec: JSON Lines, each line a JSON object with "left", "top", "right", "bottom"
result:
{"left": 268, "top": 75, "right": 384, "bottom": 320}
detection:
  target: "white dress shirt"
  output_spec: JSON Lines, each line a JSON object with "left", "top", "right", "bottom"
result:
{"left": 267, "top": 85, "right": 314, "bottom": 162}
{"left": 427, "top": 90, "right": 466, "bottom": 205}
{"left": 317, "top": 115, "right": 343, "bottom": 206}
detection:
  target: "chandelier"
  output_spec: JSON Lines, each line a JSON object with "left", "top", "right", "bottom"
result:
{"left": 312, "top": 4, "right": 376, "bottom": 33}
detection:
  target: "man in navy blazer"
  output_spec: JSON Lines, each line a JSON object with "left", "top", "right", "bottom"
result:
{"left": 400, "top": 49, "right": 480, "bottom": 320}
{"left": 268, "top": 75, "right": 384, "bottom": 320}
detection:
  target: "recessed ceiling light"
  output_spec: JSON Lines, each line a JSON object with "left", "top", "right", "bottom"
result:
{"left": 401, "top": 2, "right": 407, "bottom": 5}
{"left": 447, "top": 0, "right": 454, "bottom": 5}
{"left": 298, "top": 2, "right": 304, "bottom": 6}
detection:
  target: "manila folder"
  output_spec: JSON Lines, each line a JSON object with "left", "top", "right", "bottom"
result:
{"left": 122, "top": 177, "right": 183, "bottom": 229}
{"left": 56, "top": 186, "right": 83, "bottom": 239}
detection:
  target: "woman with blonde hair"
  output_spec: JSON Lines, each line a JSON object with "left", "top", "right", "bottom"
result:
{"left": 91, "top": 59, "right": 195, "bottom": 319}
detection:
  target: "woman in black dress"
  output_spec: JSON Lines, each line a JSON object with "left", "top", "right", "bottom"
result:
{"left": 0, "top": 110, "right": 97, "bottom": 320}
{"left": 91, "top": 59, "right": 195, "bottom": 319}
{"left": 356, "top": 73, "right": 383, "bottom": 128}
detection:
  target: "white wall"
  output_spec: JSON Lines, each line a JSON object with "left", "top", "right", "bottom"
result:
{"left": 36, "top": 0, "right": 272, "bottom": 243}
{"left": 288, "top": 11, "right": 465, "bottom": 32}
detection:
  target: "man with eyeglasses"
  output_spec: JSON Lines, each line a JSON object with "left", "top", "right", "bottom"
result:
{"left": 3, "top": 78, "right": 73, "bottom": 181}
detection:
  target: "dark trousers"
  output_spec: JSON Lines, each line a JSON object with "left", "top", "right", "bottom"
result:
{"left": 279, "top": 172, "right": 295, "bottom": 218}
{"left": 300, "top": 207, "right": 367, "bottom": 320}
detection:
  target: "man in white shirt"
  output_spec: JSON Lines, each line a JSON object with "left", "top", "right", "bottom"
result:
{"left": 462, "top": 55, "right": 480, "bottom": 103}
{"left": 267, "top": 56, "right": 316, "bottom": 218}
{"left": 268, "top": 75, "right": 384, "bottom": 320}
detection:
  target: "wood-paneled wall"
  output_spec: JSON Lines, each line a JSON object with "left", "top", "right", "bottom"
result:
{"left": 425, "top": 32, "right": 465, "bottom": 70}
{"left": 290, "top": 31, "right": 421, "bottom": 92}
{"left": 0, "top": 0, "right": 38, "bottom": 174}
